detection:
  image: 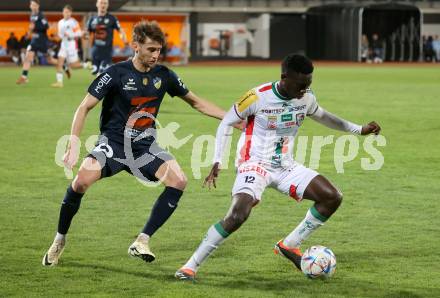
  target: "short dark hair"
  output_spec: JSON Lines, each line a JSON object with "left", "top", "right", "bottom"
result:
{"left": 31, "top": 0, "right": 40, "bottom": 5}
{"left": 133, "top": 20, "right": 165, "bottom": 46}
{"left": 64, "top": 4, "right": 73, "bottom": 11}
{"left": 282, "top": 54, "right": 314, "bottom": 75}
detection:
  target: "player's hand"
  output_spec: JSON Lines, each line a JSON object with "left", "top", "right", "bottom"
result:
{"left": 29, "top": 23, "right": 35, "bottom": 30}
{"left": 63, "top": 141, "right": 80, "bottom": 169}
{"left": 203, "top": 162, "right": 221, "bottom": 190}
{"left": 233, "top": 120, "right": 245, "bottom": 130}
{"left": 361, "top": 121, "right": 381, "bottom": 135}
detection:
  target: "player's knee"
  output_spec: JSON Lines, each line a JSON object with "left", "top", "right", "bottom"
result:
{"left": 326, "top": 189, "right": 343, "bottom": 210}
{"left": 72, "top": 175, "right": 94, "bottom": 193}
{"left": 167, "top": 172, "right": 188, "bottom": 190}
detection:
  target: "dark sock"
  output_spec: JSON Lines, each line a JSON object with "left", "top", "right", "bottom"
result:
{"left": 22, "top": 70, "right": 28, "bottom": 77}
{"left": 142, "top": 186, "right": 183, "bottom": 236}
{"left": 57, "top": 185, "right": 84, "bottom": 234}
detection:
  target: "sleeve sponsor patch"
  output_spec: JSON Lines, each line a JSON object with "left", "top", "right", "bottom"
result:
{"left": 236, "top": 90, "right": 258, "bottom": 113}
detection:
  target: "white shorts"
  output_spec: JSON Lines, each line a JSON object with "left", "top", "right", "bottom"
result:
{"left": 232, "top": 161, "right": 319, "bottom": 202}
{"left": 58, "top": 44, "right": 79, "bottom": 64}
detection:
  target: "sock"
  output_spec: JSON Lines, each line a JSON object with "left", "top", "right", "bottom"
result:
{"left": 142, "top": 186, "right": 183, "bottom": 237}
{"left": 56, "top": 72, "right": 63, "bottom": 83}
{"left": 54, "top": 232, "right": 65, "bottom": 242}
{"left": 22, "top": 70, "right": 28, "bottom": 78}
{"left": 183, "top": 222, "right": 230, "bottom": 272}
{"left": 57, "top": 185, "right": 84, "bottom": 235}
{"left": 283, "top": 206, "right": 328, "bottom": 248}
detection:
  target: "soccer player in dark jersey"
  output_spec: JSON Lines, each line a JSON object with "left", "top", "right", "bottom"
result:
{"left": 87, "top": 0, "right": 127, "bottom": 75}
{"left": 17, "top": 0, "right": 56, "bottom": 84}
{"left": 42, "top": 20, "right": 227, "bottom": 266}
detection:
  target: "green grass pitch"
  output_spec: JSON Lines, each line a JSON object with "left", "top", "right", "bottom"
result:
{"left": 0, "top": 63, "right": 439, "bottom": 297}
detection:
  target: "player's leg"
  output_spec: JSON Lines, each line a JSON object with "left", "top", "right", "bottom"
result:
{"left": 129, "top": 158, "right": 187, "bottom": 263}
{"left": 42, "top": 157, "right": 102, "bottom": 266}
{"left": 43, "top": 137, "right": 125, "bottom": 266}
{"left": 16, "top": 46, "right": 35, "bottom": 84}
{"left": 175, "top": 193, "right": 256, "bottom": 281}
{"left": 52, "top": 55, "right": 66, "bottom": 87}
{"left": 274, "top": 166, "right": 342, "bottom": 270}
{"left": 176, "top": 162, "right": 267, "bottom": 281}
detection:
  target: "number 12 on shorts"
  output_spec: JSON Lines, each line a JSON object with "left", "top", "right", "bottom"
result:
{"left": 244, "top": 176, "right": 255, "bottom": 183}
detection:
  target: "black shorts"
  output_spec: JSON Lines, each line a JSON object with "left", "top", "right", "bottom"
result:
{"left": 91, "top": 47, "right": 112, "bottom": 74}
{"left": 28, "top": 41, "right": 48, "bottom": 54}
{"left": 87, "top": 135, "right": 173, "bottom": 182}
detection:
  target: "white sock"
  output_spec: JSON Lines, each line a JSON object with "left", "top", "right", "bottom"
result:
{"left": 283, "top": 207, "right": 327, "bottom": 248}
{"left": 138, "top": 233, "right": 150, "bottom": 242}
{"left": 55, "top": 232, "right": 65, "bottom": 242}
{"left": 183, "top": 222, "right": 229, "bottom": 272}
{"left": 56, "top": 72, "right": 63, "bottom": 83}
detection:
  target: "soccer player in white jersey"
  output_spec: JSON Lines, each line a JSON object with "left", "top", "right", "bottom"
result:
{"left": 51, "top": 5, "right": 83, "bottom": 88}
{"left": 175, "top": 54, "right": 381, "bottom": 281}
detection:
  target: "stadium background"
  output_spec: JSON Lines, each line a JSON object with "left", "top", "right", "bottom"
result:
{"left": 0, "top": 0, "right": 439, "bottom": 297}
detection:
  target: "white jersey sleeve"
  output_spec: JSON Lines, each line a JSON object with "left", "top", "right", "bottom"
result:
{"left": 213, "top": 89, "right": 259, "bottom": 165}
{"left": 308, "top": 91, "right": 362, "bottom": 134}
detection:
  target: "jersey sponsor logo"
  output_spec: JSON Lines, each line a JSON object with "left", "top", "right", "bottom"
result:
{"left": 281, "top": 114, "right": 293, "bottom": 122}
{"left": 123, "top": 78, "right": 137, "bottom": 91}
{"left": 238, "top": 164, "right": 268, "bottom": 177}
{"left": 261, "top": 108, "right": 284, "bottom": 114}
{"left": 94, "top": 73, "right": 112, "bottom": 93}
{"left": 142, "top": 77, "right": 148, "bottom": 86}
{"left": 296, "top": 113, "right": 305, "bottom": 126}
{"left": 153, "top": 77, "right": 162, "bottom": 89}
{"left": 237, "top": 90, "right": 257, "bottom": 113}
{"left": 177, "top": 77, "right": 186, "bottom": 89}
{"left": 104, "top": 18, "right": 109, "bottom": 24}
{"left": 287, "top": 104, "right": 306, "bottom": 112}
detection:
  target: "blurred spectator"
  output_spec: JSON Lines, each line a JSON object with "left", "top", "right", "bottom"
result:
{"left": 432, "top": 35, "right": 440, "bottom": 62}
{"left": 371, "top": 33, "right": 383, "bottom": 63}
{"left": 360, "top": 34, "right": 370, "bottom": 63}
{"left": 423, "top": 35, "right": 436, "bottom": 62}
{"left": 0, "top": 45, "right": 7, "bottom": 56}
{"left": 121, "top": 44, "right": 133, "bottom": 57}
{"left": 6, "top": 32, "right": 21, "bottom": 64}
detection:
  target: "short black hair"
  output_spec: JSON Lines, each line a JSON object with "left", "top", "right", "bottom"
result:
{"left": 64, "top": 4, "right": 73, "bottom": 11}
{"left": 31, "top": 0, "right": 40, "bottom": 4}
{"left": 282, "top": 54, "right": 314, "bottom": 75}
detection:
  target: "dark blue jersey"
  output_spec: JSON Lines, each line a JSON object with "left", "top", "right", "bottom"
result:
{"left": 30, "top": 11, "right": 48, "bottom": 44}
{"left": 87, "top": 14, "right": 121, "bottom": 53}
{"left": 88, "top": 60, "right": 189, "bottom": 139}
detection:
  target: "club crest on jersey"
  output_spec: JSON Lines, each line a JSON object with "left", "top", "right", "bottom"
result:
{"left": 296, "top": 113, "right": 305, "bottom": 126}
{"left": 104, "top": 18, "right": 109, "bottom": 24}
{"left": 267, "top": 116, "right": 277, "bottom": 129}
{"left": 142, "top": 77, "right": 148, "bottom": 86}
{"left": 153, "top": 77, "right": 162, "bottom": 89}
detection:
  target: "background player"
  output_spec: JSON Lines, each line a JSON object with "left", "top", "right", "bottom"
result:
{"left": 51, "top": 5, "right": 84, "bottom": 88}
{"left": 42, "top": 20, "right": 228, "bottom": 266}
{"left": 87, "top": 0, "right": 127, "bottom": 75}
{"left": 175, "top": 54, "right": 381, "bottom": 281}
{"left": 16, "top": 0, "right": 55, "bottom": 84}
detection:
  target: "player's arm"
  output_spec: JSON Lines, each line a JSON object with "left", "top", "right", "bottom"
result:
{"left": 64, "top": 94, "right": 100, "bottom": 169}
{"left": 57, "top": 21, "right": 63, "bottom": 39}
{"left": 204, "top": 90, "right": 258, "bottom": 189}
{"left": 179, "top": 91, "right": 225, "bottom": 120}
{"left": 310, "top": 106, "right": 381, "bottom": 135}
{"left": 114, "top": 17, "right": 128, "bottom": 44}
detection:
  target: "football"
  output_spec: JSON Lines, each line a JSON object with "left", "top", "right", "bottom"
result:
{"left": 300, "top": 245, "right": 336, "bottom": 279}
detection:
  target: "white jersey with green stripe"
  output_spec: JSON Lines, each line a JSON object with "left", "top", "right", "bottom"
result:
{"left": 233, "top": 81, "right": 318, "bottom": 168}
